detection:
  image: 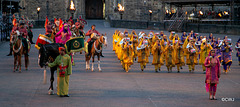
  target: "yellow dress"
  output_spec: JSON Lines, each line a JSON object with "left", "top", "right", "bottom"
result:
{"left": 137, "top": 40, "right": 150, "bottom": 71}
{"left": 186, "top": 44, "right": 198, "bottom": 65}
{"left": 152, "top": 43, "right": 164, "bottom": 65}
{"left": 183, "top": 36, "right": 190, "bottom": 56}
{"left": 165, "top": 45, "right": 175, "bottom": 68}
{"left": 148, "top": 31, "right": 155, "bottom": 53}
{"left": 116, "top": 35, "right": 123, "bottom": 60}
{"left": 186, "top": 44, "right": 198, "bottom": 71}
{"left": 174, "top": 43, "right": 185, "bottom": 71}
{"left": 161, "top": 38, "right": 168, "bottom": 63}
{"left": 131, "top": 34, "right": 138, "bottom": 61}
{"left": 137, "top": 40, "right": 150, "bottom": 63}
{"left": 174, "top": 43, "right": 185, "bottom": 65}
{"left": 199, "top": 42, "right": 212, "bottom": 71}
{"left": 199, "top": 43, "right": 212, "bottom": 65}
{"left": 122, "top": 43, "right": 134, "bottom": 72}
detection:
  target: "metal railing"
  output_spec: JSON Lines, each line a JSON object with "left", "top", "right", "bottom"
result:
{"left": 0, "top": 21, "right": 11, "bottom": 42}
{"left": 168, "top": 12, "right": 186, "bottom": 32}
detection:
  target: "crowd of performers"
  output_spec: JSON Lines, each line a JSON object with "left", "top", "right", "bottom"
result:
{"left": 44, "top": 16, "right": 104, "bottom": 57}
{"left": 7, "top": 16, "right": 34, "bottom": 56}
{"left": 9, "top": 16, "right": 104, "bottom": 97}
{"left": 9, "top": 16, "right": 104, "bottom": 57}
{"left": 112, "top": 30, "right": 240, "bottom": 73}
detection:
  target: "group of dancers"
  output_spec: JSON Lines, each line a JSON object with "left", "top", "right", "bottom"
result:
{"left": 112, "top": 30, "right": 240, "bottom": 73}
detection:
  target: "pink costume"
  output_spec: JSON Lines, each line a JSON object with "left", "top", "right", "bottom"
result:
{"left": 55, "top": 24, "right": 71, "bottom": 44}
{"left": 204, "top": 51, "right": 221, "bottom": 93}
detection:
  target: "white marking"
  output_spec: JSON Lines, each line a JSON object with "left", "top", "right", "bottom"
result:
{"left": 92, "top": 62, "right": 94, "bottom": 71}
{"left": 39, "top": 36, "right": 53, "bottom": 43}
{"left": 38, "top": 54, "right": 41, "bottom": 66}
{"left": 98, "top": 61, "right": 101, "bottom": 71}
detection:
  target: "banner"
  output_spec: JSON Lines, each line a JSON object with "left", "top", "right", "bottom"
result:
{"left": 64, "top": 37, "right": 85, "bottom": 54}
{"left": 35, "top": 34, "right": 54, "bottom": 50}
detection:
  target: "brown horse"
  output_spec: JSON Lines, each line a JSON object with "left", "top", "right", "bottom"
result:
{"left": 11, "top": 31, "right": 30, "bottom": 72}
{"left": 85, "top": 34, "right": 107, "bottom": 72}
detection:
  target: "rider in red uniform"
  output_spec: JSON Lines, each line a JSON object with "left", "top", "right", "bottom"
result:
{"left": 86, "top": 25, "right": 104, "bottom": 57}
{"left": 19, "top": 22, "right": 29, "bottom": 56}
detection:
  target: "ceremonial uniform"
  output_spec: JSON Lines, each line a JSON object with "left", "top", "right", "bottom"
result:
{"left": 122, "top": 41, "right": 134, "bottom": 72}
{"left": 48, "top": 54, "right": 72, "bottom": 96}
{"left": 160, "top": 35, "right": 169, "bottom": 63}
{"left": 165, "top": 41, "right": 175, "bottom": 72}
{"left": 116, "top": 33, "right": 124, "bottom": 60}
{"left": 169, "top": 31, "right": 175, "bottom": 40}
{"left": 186, "top": 40, "right": 198, "bottom": 72}
{"left": 130, "top": 31, "right": 138, "bottom": 61}
{"left": 19, "top": 24, "right": 29, "bottom": 55}
{"left": 200, "top": 39, "right": 213, "bottom": 72}
{"left": 137, "top": 38, "right": 150, "bottom": 71}
{"left": 45, "top": 24, "right": 53, "bottom": 38}
{"left": 7, "top": 23, "right": 18, "bottom": 56}
{"left": 148, "top": 31, "right": 154, "bottom": 53}
{"left": 221, "top": 41, "right": 232, "bottom": 73}
{"left": 112, "top": 30, "right": 119, "bottom": 51}
{"left": 174, "top": 42, "right": 185, "bottom": 73}
{"left": 55, "top": 24, "right": 72, "bottom": 44}
{"left": 152, "top": 42, "right": 164, "bottom": 72}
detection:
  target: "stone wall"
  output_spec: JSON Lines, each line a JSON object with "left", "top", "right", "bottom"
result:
{"left": 19, "top": 0, "right": 163, "bottom": 21}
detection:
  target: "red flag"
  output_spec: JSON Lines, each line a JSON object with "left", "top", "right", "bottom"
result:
{"left": 59, "top": 18, "right": 63, "bottom": 30}
{"left": 44, "top": 16, "right": 48, "bottom": 28}
{"left": 35, "top": 34, "right": 53, "bottom": 50}
{"left": 12, "top": 18, "right": 16, "bottom": 26}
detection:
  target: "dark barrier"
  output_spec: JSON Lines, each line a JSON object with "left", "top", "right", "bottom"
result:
{"left": 110, "top": 19, "right": 240, "bottom": 35}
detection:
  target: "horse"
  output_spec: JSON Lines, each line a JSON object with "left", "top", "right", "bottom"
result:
{"left": 11, "top": 31, "right": 30, "bottom": 73}
{"left": 85, "top": 34, "right": 107, "bottom": 72}
{"left": 38, "top": 43, "right": 64, "bottom": 95}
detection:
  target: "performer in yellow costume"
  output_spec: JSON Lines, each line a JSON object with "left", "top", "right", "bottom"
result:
{"left": 112, "top": 30, "right": 119, "bottom": 51}
{"left": 152, "top": 39, "right": 164, "bottom": 72}
{"left": 199, "top": 38, "right": 212, "bottom": 73}
{"left": 122, "top": 38, "right": 134, "bottom": 72}
{"left": 137, "top": 36, "right": 150, "bottom": 71}
{"left": 186, "top": 39, "right": 198, "bottom": 73}
{"left": 116, "top": 32, "right": 124, "bottom": 60}
{"left": 165, "top": 40, "right": 175, "bottom": 73}
{"left": 161, "top": 35, "right": 169, "bottom": 64}
{"left": 148, "top": 31, "right": 155, "bottom": 54}
{"left": 169, "top": 31, "right": 175, "bottom": 40}
{"left": 130, "top": 30, "right": 138, "bottom": 61}
{"left": 174, "top": 41, "right": 185, "bottom": 73}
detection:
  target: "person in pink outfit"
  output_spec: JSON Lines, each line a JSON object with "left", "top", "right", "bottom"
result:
{"left": 55, "top": 24, "right": 72, "bottom": 44}
{"left": 204, "top": 49, "right": 221, "bottom": 100}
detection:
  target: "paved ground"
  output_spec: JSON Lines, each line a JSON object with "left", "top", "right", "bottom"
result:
{"left": 0, "top": 20, "right": 239, "bottom": 107}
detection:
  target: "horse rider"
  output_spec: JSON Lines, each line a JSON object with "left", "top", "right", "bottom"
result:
{"left": 86, "top": 25, "right": 104, "bottom": 57}
{"left": 19, "top": 21, "right": 29, "bottom": 56}
{"left": 7, "top": 21, "right": 19, "bottom": 56}
{"left": 45, "top": 21, "right": 53, "bottom": 38}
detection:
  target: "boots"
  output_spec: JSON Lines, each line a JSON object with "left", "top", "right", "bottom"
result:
{"left": 100, "top": 52, "right": 104, "bottom": 57}
{"left": 7, "top": 47, "right": 13, "bottom": 56}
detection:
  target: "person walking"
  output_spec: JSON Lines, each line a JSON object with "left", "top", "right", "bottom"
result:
{"left": 47, "top": 47, "right": 72, "bottom": 97}
{"left": 204, "top": 49, "right": 221, "bottom": 100}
